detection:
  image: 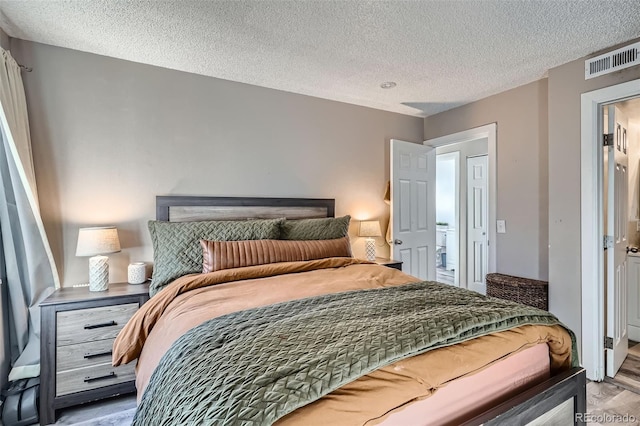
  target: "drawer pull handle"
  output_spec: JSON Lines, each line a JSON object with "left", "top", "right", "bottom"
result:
{"left": 84, "top": 350, "right": 113, "bottom": 359}
{"left": 84, "top": 321, "right": 117, "bottom": 330}
{"left": 84, "top": 372, "right": 116, "bottom": 383}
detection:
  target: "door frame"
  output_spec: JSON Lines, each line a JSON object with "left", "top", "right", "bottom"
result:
{"left": 580, "top": 78, "right": 640, "bottom": 381}
{"left": 424, "top": 123, "right": 497, "bottom": 292}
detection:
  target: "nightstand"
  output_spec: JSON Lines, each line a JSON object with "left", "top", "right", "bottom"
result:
{"left": 39, "top": 282, "right": 149, "bottom": 425}
{"left": 373, "top": 257, "right": 403, "bottom": 271}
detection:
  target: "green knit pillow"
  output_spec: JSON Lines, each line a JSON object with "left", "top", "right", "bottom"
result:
{"left": 148, "top": 218, "right": 283, "bottom": 296}
{"left": 280, "top": 215, "right": 350, "bottom": 240}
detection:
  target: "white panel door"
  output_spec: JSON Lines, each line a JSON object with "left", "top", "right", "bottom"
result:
{"left": 391, "top": 139, "right": 435, "bottom": 280}
{"left": 606, "top": 105, "right": 629, "bottom": 378}
{"left": 467, "top": 155, "right": 488, "bottom": 294}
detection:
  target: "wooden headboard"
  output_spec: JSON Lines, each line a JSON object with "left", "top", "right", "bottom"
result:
{"left": 156, "top": 196, "right": 335, "bottom": 222}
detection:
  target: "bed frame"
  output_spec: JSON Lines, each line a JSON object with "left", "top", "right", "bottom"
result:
{"left": 156, "top": 195, "right": 335, "bottom": 222}
{"left": 156, "top": 195, "right": 587, "bottom": 426}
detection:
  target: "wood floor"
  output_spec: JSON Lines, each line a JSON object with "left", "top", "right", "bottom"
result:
{"left": 590, "top": 340, "right": 640, "bottom": 425}
{"left": 605, "top": 341, "right": 640, "bottom": 395}
{"left": 587, "top": 381, "right": 640, "bottom": 425}
{"left": 53, "top": 394, "right": 135, "bottom": 425}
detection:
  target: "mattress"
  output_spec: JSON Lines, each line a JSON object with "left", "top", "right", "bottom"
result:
{"left": 374, "top": 343, "right": 550, "bottom": 425}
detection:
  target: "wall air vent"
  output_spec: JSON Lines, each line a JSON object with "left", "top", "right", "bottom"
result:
{"left": 585, "top": 41, "right": 640, "bottom": 80}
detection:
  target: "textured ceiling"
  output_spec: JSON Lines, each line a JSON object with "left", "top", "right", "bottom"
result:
{"left": 1, "top": 1, "right": 640, "bottom": 117}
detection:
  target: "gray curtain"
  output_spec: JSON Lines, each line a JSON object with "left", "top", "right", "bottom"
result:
{"left": 0, "top": 48, "right": 58, "bottom": 386}
{"left": 0, "top": 229, "right": 9, "bottom": 390}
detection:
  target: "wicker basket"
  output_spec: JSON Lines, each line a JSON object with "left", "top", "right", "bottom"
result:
{"left": 486, "top": 273, "right": 548, "bottom": 310}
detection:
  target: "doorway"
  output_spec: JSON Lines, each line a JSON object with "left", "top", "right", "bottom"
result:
{"left": 580, "top": 78, "right": 640, "bottom": 382}
{"left": 602, "top": 100, "right": 640, "bottom": 386}
{"left": 435, "top": 152, "right": 459, "bottom": 286}
{"left": 426, "top": 123, "right": 497, "bottom": 294}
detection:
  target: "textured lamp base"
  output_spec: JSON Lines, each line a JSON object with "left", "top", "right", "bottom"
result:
{"left": 89, "top": 255, "right": 109, "bottom": 292}
{"left": 365, "top": 238, "right": 376, "bottom": 261}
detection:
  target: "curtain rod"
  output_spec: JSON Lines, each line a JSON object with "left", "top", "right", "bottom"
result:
{"left": 18, "top": 63, "right": 32, "bottom": 72}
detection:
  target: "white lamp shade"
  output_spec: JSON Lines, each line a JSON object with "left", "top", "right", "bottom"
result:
{"left": 359, "top": 220, "right": 382, "bottom": 238}
{"left": 76, "top": 227, "right": 121, "bottom": 257}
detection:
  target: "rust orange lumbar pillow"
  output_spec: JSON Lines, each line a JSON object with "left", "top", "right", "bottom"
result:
{"left": 200, "top": 237, "right": 353, "bottom": 273}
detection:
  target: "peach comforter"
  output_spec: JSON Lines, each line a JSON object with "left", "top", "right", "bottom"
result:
{"left": 113, "top": 258, "right": 572, "bottom": 425}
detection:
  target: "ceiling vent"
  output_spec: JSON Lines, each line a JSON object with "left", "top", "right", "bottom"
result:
{"left": 585, "top": 41, "right": 640, "bottom": 80}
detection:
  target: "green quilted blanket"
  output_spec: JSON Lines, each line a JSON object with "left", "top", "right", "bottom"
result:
{"left": 133, "top": 281, "right": 577, "bottom": 425}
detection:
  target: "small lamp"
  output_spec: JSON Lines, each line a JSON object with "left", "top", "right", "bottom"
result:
{"left": 359, "top": 220, "right": 382, "bottom": 261}
{"left": 76, "top": 226, "right": 121, "bottom": 292}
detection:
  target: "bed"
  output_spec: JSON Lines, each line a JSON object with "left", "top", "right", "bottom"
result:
{"left": 114, "top": 195, "right": 586, "bottom": 425}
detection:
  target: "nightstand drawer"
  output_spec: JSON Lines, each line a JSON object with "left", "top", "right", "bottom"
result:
{"left": 57, "top": 303, "right": 138, "bottom": 346}
{"left": 56, "top": 362, "right": 135, "bottom": 396}
{"left": 56, "top": 339, "right": 116, "bottom": 372}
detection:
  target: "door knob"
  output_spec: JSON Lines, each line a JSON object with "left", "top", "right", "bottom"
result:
{"left": 394, "top": 239, "right": 403, "bottom": 245}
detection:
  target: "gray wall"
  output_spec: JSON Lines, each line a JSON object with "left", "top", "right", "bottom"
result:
{"left": 547, "top": 39, "right": 640, "bottom": 349}
{"left": 10, "top": 40, "right": 424, "bottom": 287}
{"left": 424, "top": 79, "right": 549, "bottom": 282}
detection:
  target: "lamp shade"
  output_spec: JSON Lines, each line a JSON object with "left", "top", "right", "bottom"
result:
{"left": 359, "top": 220, "right": 382, "bottom": 238}
{"left": 76, "top": 226, "right": 121, "bottom": 257}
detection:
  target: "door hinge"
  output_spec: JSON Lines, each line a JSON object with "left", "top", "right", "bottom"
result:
{"left": 603, "top": 133, "right": 614, "bottom": 146}
{"left": 604, "top": 235, "right": 614, "bottom": 249}
{"left": 605, "top": 336, "right": 613, "bottom": 349}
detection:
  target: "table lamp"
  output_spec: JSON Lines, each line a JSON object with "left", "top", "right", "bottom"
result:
{"left": 359, "top": 220, "right": 382, "bottom": 261}
{"left": 76, "top": 226, "right": 121, "bottom": 291}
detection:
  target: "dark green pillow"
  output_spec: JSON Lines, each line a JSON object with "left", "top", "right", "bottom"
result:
{"left": 280, "top": 215, "right": 350, "bottom": 240}
{"left": 148, "top": 218, "right": 283, "bottom": 296}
